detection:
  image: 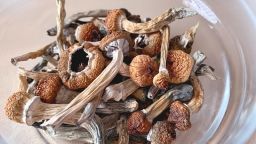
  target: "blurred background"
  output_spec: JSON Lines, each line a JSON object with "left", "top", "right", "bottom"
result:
{"left": 0, "top": 0, "right": 255, "bottom": 143}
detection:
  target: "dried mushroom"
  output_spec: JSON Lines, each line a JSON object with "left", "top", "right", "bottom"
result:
{"left": 35, "top": 74, "right": 62, "bottom": 103}
{"left": 169, "top": 23, "right": 199, "bottom": 53}
{"left": 153, "top": 26, "right": 170, "bottom": 89}
{"left": 75, "top": 22, "right": 101, "bottom": 43}
{"left": 168, "top": 101, "right": 191, "bottom": 131}
{"left": 149, "top": 121, "right": 176, "bottom": 144}
{"left": 129, "top": 55, "right": 159, "bottom": 87}
{"left": 105, "top": 8, "right": 197, "bottom": 33}
{"left": 167, "top": 50, "right": 194, "bottom": 84}
{"left": 58, "top": 44, "right": 106, "bottom": 90}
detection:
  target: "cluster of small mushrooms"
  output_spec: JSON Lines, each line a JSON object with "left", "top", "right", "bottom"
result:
{"left": 5, "top": 0, "right": 218, "bottom": 143}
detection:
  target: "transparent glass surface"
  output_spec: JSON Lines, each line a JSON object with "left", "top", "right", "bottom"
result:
{"left": 0, "top": 0, "right": 255, "bottom": 143}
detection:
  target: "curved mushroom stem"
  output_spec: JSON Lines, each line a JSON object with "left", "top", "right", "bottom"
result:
{"left": 97, "top": 99, "right": 138, "bottom": 114}
{"left": 80, "top": 115, "right": 105, "bottom": 144}
{"left": 41, "top": 39, "right": 125, "bottom": 129}
{"left": 121, "top": 8, "right": 197, "bottom": 34}
{"left": 47, "top": 9, "right": 109, "bottom": 36}
{"left": 103, "top": 79, "right": 139, "bottom": 102}
{"left": 11, "top": 42, "right": 56, "bottom": 65}
{"left": 153, "top": 25, "right": 170, "bottom": 89}
{"left": 179, "top": 22, "right": 199, "bottom": 48}
{"left": 142, "top": 90, "right": 174, "bottom": 122}
{"left": 56, "top": 0, "right": 66, "bottom": 53}
{"left": 18, "top": 67, "right": 58, "bottom": 81}
{"left": 187, "top": 74, "right": 204, "bottom": 113}
{"left": 18, "top": 75, "right": 28, "bottom": 92}
{"left": 117, "top": 116, "right": 129, "bottom": 144}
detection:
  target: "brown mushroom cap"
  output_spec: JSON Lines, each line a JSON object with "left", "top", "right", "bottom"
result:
{"left": 151, "top": 121, "right": 176, "bottom": 144}
{"left": 75, "top": 23, "right": 100, "bottom": 42}
{"left": 35, "top": 75, "right": 62, "bottom": 103}
{"left": 99, "top": 31, "right": 134, "bottom": 50}
{"left": 105, "top": 9, "right": 126, "bottom": 33}
{"left": 58, "top": 45, "right": 106, "bottom": 90}
{"left": 168, "top": 101, "right": 191, "bottom": 131}
{"left": 129, "top": 55, "right": 159, "bottom": 87}
{"left": 127, "top": 111, "right": 152, "bottom": 135}
{"left": 167, "top": 50, "right": 194, "bottom": 84}
{"left": 142, "top": 32, "right": 162, "bottom": 57}
{"left": 4, "top": 92, "right": 30, "bottom": 123}
{"left": 153, "top": 72, "right": 169, "bottom": 89}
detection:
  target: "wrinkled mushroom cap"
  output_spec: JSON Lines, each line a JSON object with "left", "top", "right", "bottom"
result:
{"left": 75, "top": 23, "right": 100, "bottom": 42}
{"left": 153, "top": 72, "right": 169, "bottom": 89}
{"left": 168, "top": 101, "right": 191, "bottom": 131}
{"left": 151, "top": 121, "right": 176, "bottom": 144}
{"left": 167, "top": 50, "right": 194, "bottom": 84}
{"left": 4, "top": 92, "right": 30, "bottom": 123}
{"left": 142, "top": 32, "right": 162, "bottom": 57}
{"left": 105, "top": 9, "right": 126, "bottom": 33}
{"left": 35, "top": 75, "right": 62, "bottom": 103}
{"left": 127, "top": 111, "right": 152, "bottom": 135}
{"left": 58, "top": 45, "right": 106, "bottom": 90}
{"left": 129, "top": 55, "right": 159, "bottom": 87}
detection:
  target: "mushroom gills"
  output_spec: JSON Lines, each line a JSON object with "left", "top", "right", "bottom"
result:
{"left": 70, "top": 48, "right": 89, "bottom": 72}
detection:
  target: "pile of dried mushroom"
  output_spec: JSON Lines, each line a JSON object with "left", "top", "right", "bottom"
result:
{"left": 4, "top": 0, "right": 218, "bottom": 143}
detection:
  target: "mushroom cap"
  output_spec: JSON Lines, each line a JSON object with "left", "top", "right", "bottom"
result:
{"left": 75, "top": 23, "right": 100, "bottom": 42}
{"left": 4, "top": 92, "right": 30, "bottom": 123}
{"left": 127, "top": 111, "right": 152, "bottom": 135}
{"left": 58, "top": 45, "right": 106, "bottom": 90}
{"left": 167, "top": 50, "right": 194, "bottom": 84}
{"left": 35, "top": 74, "right": 62, "bottom": 103}
{"left": 105, "top": 9, "right": 126, "bottom": 33}
{"left": 142, "top": 32, "right": 162, "bottom": 57}
{"left": 153, "top": 72, "right": 169, "bottom": 89}
{"left": 129, "top": 55, "right": 159, "bottom": 87}
{"left": 99, "top": 31, "right": 134, "bottom": 50}
{"left": 168, "top": 101, "right": 191, "bottom": 131}
{"left": 151, "top": 121, "right": 176, "bottom": 144}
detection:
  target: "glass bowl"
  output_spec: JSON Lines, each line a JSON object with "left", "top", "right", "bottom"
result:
{"left": 0, "top": 0, "right": 255, "bottom": 143}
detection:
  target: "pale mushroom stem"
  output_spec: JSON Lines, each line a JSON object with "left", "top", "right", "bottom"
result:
{"left": 103, "top": 79, "right": 139, "bottom": 102}
{"left": 142, "top": 90, "right": 174, "bottom": 122}
{"left": 119, "top": 62, "right": 130, "bottom": 77}
{"left": 187, "top": 74, "right": 204, "bottom": 113}
{"left": 153, "top": 25, "right": 170, "bottom": 89}
{"left": 42, "top": 55, "right": 58, "bottom": 67}
{"left": 56, "top": 0, "right": 66, "bottom": 53}
{"left": 11, "top": 42, "right": 55, "bottom": 65}
{"left": 18, "top": 75, "right": 28, "bottom": 92}
{"left": 18, "top": 67, "right": 58, "bottom": 81}
{"left": 180, "top": 22, "right": 199, "bottom": 48}
{"left": 80, "top": 115, "right": 105, "bottom": 144}
{"left": 122, "top": 8, "right": 197, "bottom": 34}
{"left": 117, "top": 116, "right": 129, "bottom": 144}
{"left": 47, "top": 9, "right": 109, "bottom": 35}
{"left": 41, "top": 48, "right": 124, "bottom": 128}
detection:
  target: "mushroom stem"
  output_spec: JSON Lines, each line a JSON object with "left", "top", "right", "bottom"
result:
{"left": 18, "top": 67, "right": 58, "bottom": 81}
{"left": 97, "top": 99, "right": 138, "bottom": 114}
{"left": 47, "top": 9, "right": 109, "bottom": 36}
{"left": 153, "top": 25, "right": 170, "bottom": 89}
{"left": 103, "top": 79, "right": 139, "bottom": 102}
{"left": 119, "top": 62, "right": 130, "bottom": 77}
{"left": 42, "top": 40, "right": 125, "bottom": 129}
{"left": 56, "top": 0, "right": 66, "bottom": 53}
{"left": 142, "top": 90, "right": 174, "bottom": 122}
{"left": 80, "top": 115, "right": 105, "bottom": 144}
{"left": 117, "top": 116, "right": 129, "bottom": 144}
{"left": 42, "top": 55, "right": 58, "bottom": 67}
{"left": 180, "top": 22, "right": 199, "bottom": 48}
{"left": 11, "top": 42, "right": 56, "bottom": 65}
{"left": 187, "top": 74, "right": 204, "bottom": 113}
{"left": 18, "top": 75, "right": 28, "bottom": 92}
{"left": 121, "top": 8, "right": 196, "bottom": 34}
